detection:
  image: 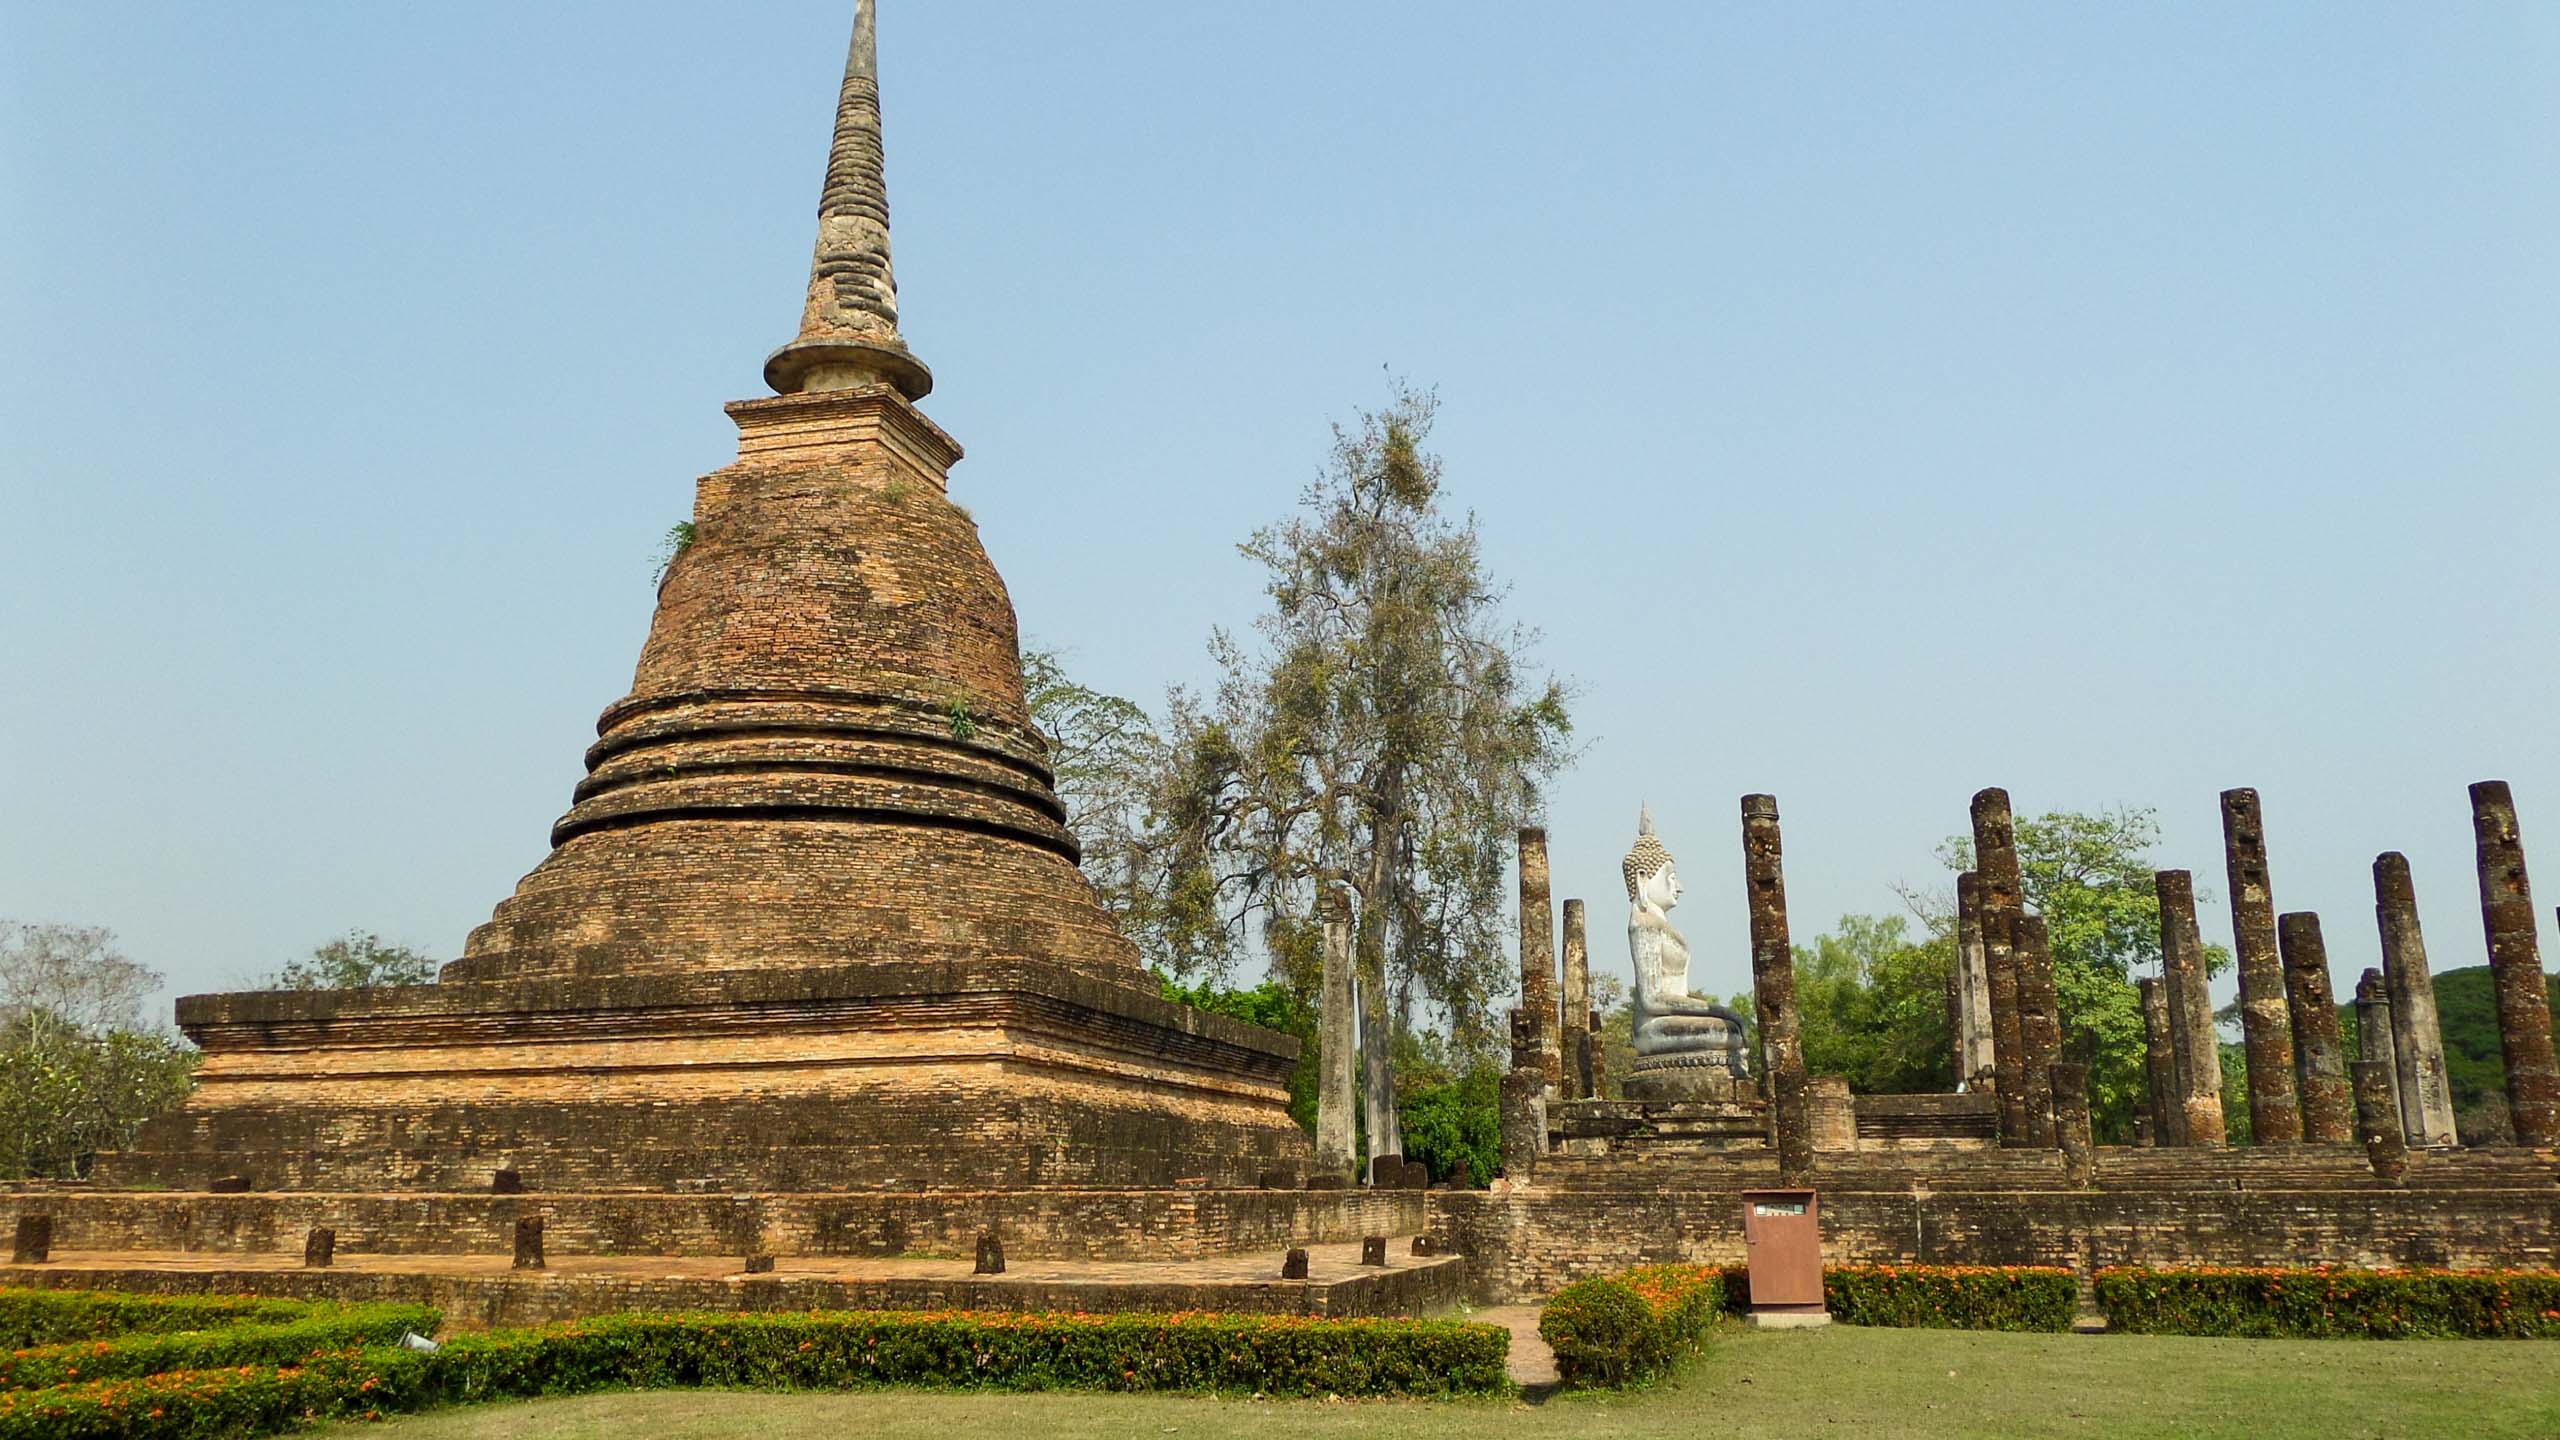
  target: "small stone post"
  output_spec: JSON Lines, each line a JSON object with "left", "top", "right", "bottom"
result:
{"left": 2469, "top": 782, "right": 2560, "bottom": 1146}
{"left": 11, "top": 1215, "right": 50, "bottom": 1265}
{"left": 303, "top": 1226, "right": 336, "bottom": 1269}
{"left": 2139, "top": 976, "right": 2182, "bottom": 1147}
{"left": 1314, "top": 887, "right": 1358, "bottom": 1182}
{"left": 1561, "top": 899, "right": 1592, "bottom": 1101}
{"left": 1743, "top": 795, "right": 1813, "bottom": 1184}
{"left": 2373, "top": 853, "right": 2458, "bottom": 1147}
{"left": 1952, "top": 872, "right": 1997, "bottom": 1089}
{"left": 2013, "top": 914, "right": 2062, "bottom": 1147}
{"left": 512, "top": 1215, "right": 545, "bottom": 1270}
{"left": 2277, "top": 913, "right": 2354, "bottom": 1143}
{"left": 1281, "top": 1247, "right": 1310, "bottom": 1280}
{"left": 1971, "top": 791, "right": 2030, "bottom": 1145}
{"left": 1360, "top": 1235, "right": 1388, "bottom": 1266}
{"left": 2354, "top": 968, "right": 2399, "bottom": 1129}
{"left": 1519, "top": 827, "right": 1561, "bottom": 1091}
{"left": 2352, "top": 1061, "right": 2409, "bottom": 1182}
{"left": 2156, "top": 870, "right": 2227, "bottom": 1146}
{"left": 2221, "top": 788, "right": 2302, "bottom": 1144}
{"left": 974, "top": 1231, "right": 1005, "bottom": 1275}
{"left": 2052, "top": 1062, "right": 2096, "bottom": 1187}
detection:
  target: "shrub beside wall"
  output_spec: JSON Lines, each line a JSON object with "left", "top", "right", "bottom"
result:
{"left": 2095, "top": 1267, "right": 2560, "bottom": 1339}
{"left": 0, "top": 1303, "right": 438, "bottom": 1391}
{"left": 1538, "top": 1264, "right": 1728, "bottom": 1386}
{"left": 0, "top": 1291, "right": 319, "bottom": 1350}
{"left": 1824, "top": 1265, "right": 2075, "bottom": 1333}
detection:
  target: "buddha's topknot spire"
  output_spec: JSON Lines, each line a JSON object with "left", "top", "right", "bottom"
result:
{"left": 764, "top": 0, "right": 932, "bottom": 399}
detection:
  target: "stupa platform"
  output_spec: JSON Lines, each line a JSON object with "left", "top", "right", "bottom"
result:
{"left": 101, "top": 960, "right": 1314, "bottom": 1194}
{"left": 1, "top": 1186, "right": 1421, "bottom": 1265}
{"left": 0, "top": 1241, "right": 1465, "bottom": 1328}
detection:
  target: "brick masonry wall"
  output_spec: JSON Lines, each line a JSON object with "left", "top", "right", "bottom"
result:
{"left": 1430, "top": 1146, "right": 2560, "bottom": 1303}
{"left": 0, "top": 1189, "right": 1424, "bottom": 1264}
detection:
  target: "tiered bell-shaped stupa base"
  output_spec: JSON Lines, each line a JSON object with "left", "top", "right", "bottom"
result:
{"left": 104, "top": 957, "right": 1310, "bottom": 1193}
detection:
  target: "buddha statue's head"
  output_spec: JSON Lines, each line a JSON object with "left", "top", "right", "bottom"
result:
{"left": 1622, "top": 805, "right": 1681, "bottom": 911}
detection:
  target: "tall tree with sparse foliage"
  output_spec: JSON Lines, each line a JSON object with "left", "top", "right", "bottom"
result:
{"left": 1127, "top": 384, "right": 1573, "bottom": 1144}
{"left": 0, "top": 921, "right": 196, "bottom": 1180}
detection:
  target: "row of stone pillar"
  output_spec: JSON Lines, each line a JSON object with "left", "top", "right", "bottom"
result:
{"left": 2125, "top": 781, "right": 2556, "bottom": 1149}
{"left": 1512, "top": 828, "right": 1604, "bottom": 1104}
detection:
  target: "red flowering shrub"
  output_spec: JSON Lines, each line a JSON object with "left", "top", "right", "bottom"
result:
{"left": 1539, "top": 1265, "right": 1729, "bottom": 1387}
{"left": 0, "top": 1303, "right": 438, "bottom": 1392}
{"left": 2095, "top": 1266, "right": 2560, "bottom": 1339}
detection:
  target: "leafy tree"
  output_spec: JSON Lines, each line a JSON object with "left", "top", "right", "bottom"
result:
{"left": 1155, "top": 974, "right": 1320, "bottom": 1137}
{"left": 1396, "top": 1061, "right": 1499, "bottom": 1187}
{"left": 1122, "top": 383, "right": 1573, "bottom": 1141}
{"left": 261, "top": 932, "right": 438, "bottom": 990}
{"left": 1795, "top": 915, "right": 1958, "bottom": 1095}
{"left": 0, "top": 921, "right": 196, "bottom": 1180}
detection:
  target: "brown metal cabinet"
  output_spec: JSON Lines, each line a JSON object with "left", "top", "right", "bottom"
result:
{"left": 1741, "top": 1187, "right": 1827, "bottom": 1323}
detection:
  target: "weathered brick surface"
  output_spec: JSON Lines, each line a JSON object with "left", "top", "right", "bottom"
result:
{"left": 1432, "top": 1146, "right": 2560, "bottom": 1302}
{"left": 0, "top": 1188, "right": 1422, "bottom": 1264}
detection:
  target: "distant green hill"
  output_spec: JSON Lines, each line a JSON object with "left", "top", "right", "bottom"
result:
{"left": 2430, "top": 965, "right": 2560, "bottom": 1118}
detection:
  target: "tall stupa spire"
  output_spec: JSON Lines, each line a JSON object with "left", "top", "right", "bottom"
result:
{"left": 764, "top": 0, "right": 932, "bottom": 399}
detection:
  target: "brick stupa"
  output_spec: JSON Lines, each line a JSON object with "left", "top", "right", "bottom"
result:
{"left": 110, "top": 2, "right": 1310, "bottom": 1194}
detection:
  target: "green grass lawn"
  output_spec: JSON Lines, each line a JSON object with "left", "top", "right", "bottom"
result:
{"left": 315, "top": 1323, "right": 2559, "bottom": 1440}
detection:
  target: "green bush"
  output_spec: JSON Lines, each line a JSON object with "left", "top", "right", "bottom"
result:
{"left": 0, "top": 1308, "right": 1510, "bottom": 1440}
{"left": 2096, "top": 1266, "right": 2560, "bottom": 1339}
{"left": 1824, "top": 1265, "right": 2075, "bottom": 1332}
{"left": 0, "top": 1302, "right": 438, "bottom": 1391}
{"left": 1539, "top": 1265, "right": 1726, "bottom": 1387}
{"left": 0, "top": 1291, "right": 319, "bottom": 1350}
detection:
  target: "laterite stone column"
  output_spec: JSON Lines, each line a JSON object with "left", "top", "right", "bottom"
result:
{"left": 1315, "top": 887, "right": 1358, "bottom": 1182}
{"left": 2470, "top": 782, "right": 2560, "bottom": 1146}
{"left": 2276, "top": 913, "right": 2353, "bottom": 1143}
{"left": 1953, "top": 872, "right": 1998, "bottom": 1089}
{"left": 1519, "top": 827, "right": 1561, "bottom": 1091}
{"left": 2156, "top": 869, "right": 2226, "bottom": 1146}
{"left": 2013, "top": 914, "right": 2063, "bottom": 1147}
{"left": 1971, "top": 791, "right": 2030, "bottom": 1145}
{"left": 2352, "top": 1061, "right": 2409, "bottom": 1182}
{"left": 2222, "top": 788, "right": 2302, "bottom": 1144}
{"left": 1561, "top": 898, "right": 1592, "bottom": 1101}
{"left": 2373, "top": 853, "right": 2457, "bottom": 1147}
{"left": 2354, "top": 968, "right": 2399, "bottom": 1132}
{"left": 1743, "top": 794, "right": 1812, "bottom": 1184}
{"left": 2052, "top": 1062, "right": 2096, "bottom": 1187}
{"left": 2139, "top": 976, "right": 2182, "bottom": 1147}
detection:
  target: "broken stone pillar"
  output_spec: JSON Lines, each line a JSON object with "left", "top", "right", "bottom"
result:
{"left": 1360, "top": 967, "right": 1399, "bottom": 1177}
{"left": 2352, "top": 1061, "right": 2409, "bottom": 1182}
{"left": 1360, "top": 1235, "right": 1387, "bottom": 1267}
{"left": 1561, "top": 898, "right": 1592, "bottom": 1101}
{"left": 1281, "top": 1247, "right": 1310, "bottom": 1280}
{"left": 1587, "top": 1007, "right": 1606, "bottom": 1097}
{"left": 512, "top": 1215, "right": 545, "bottom": 1271}
{"left": 2469, "top": 782, "right": 2560, "bottom": 1147}
{"left": 2373, "top": 853, "right": 2458, "bottom": 1148}
{"left": 2052, "top": 1062, "right": 2095, "bottom": 1186}
{"left": 1952, "top": 872, "right": 1998, "bottom": 1090}
{"left": 303, "top": 1226, "right": 335, "bottom": 1269}
{"left": 2277, "top": 913, "right": 2354, "bottom": 1144}
{"left": 1970, "top": 791, "right": 2030, "bottom": 1145}
{"left": 2155, "top": 870, "right": 2227, "bottom": 1147}
{"left": 1805, "top": 1075, "right": 1857, "bottom": 1152}
{"left": 12, "top": 1215, "right": 50, "bottom": 1265}
{"left": 744, "top": 1253, "right": 776, "bottom": 1274}
{"left": 1520, "top": 827, "right": 1561, "bottom": 1091}
{"left": 2221, "top": 788, "right": 2302, "bottom": 1144}
{"left": 974, "top": 1231, "right": 1005, "bottom": 1275}
{"left": 2013, "top": 914, "right": 2063, "bottom": 1148}
{"left": 2139, "top": 976, "right": 2182, "bottom": 1147}
{"left": 2354, "top": 968, "right": 2399, "bottom": 1129}
{"left": 1499, "top": 1007, "right": 1547, "bottom": 1182}
{"left": 1314, "top": 887, "right": 1358, "bottom": 1183}
{"left": 1742, "top": 794, "right": 1813, "bottom": 1184}
{"left": 490, "top": 1168, "right": 525, "bottom": 1195}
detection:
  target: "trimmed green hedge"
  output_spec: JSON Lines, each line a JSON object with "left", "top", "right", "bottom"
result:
{"left": 1538, "top": 1264, "right": 1727, "bottom": 1387}
{"left": 1824, "top": 1265, "right": 2075, "bottom": 1333}
{"left": 0, "top": 1303, "right": 439, "bottom": 1392}
{"left": 2096, "top": 1266, "right": 2560, "bottom": 1339}
{"left": 0, "top": 1309, "right": 1511, "bottom": 1439}
{"left": 0, "top": 1292, "right": 320, "bottom": 1350}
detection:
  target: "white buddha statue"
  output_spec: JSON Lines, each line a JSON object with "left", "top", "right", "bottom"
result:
{"left": 1625, "top": 807, "right": 1749, "bottom": 1098}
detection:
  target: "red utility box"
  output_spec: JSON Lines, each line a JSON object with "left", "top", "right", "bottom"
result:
{"left": 1740, "top": 1187, "right": 1829, "bottom": 1327}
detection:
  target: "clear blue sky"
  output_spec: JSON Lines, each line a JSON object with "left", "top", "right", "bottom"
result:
{"left": 4, "top": 3, "right": 2554, "bottom": 1021}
